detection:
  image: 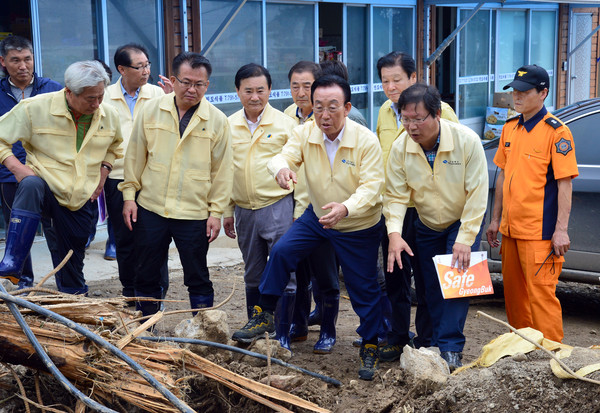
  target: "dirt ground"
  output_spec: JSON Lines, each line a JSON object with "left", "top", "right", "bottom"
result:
{"left": 1, "top": 263, "right": 599, "bottom": 412}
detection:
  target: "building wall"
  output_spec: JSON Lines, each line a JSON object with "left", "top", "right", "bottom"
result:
{"left": 557, "top": 5, "right": 600, "bottom": 108}
{"left": 163, "top": 0, "right": 201, "bottom": 77}
{"left": 557, "top": 4, "right": 569, "bottom": 108}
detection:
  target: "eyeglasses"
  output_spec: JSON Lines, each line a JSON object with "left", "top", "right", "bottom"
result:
{"left": 125, "top": 63, "right": 151, "bottom": 72}
{"left": 400, "top": 113, "right": 431, "bottom": 125}
{"left": 175, "top": 76, "right": 208, "bottom": 90}
{"left": 313, "top": 105, "right": 343, "bottom": 115}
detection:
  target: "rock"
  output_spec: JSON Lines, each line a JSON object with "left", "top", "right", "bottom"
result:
{"left": 590, "top": 330, "right": 597, "bottom": 335}
{"left": 242, "top": 339, "right": 292, "bottom": 366}
{"left": 260, "top": 374, "right": 304, "bottom": 391}
{"left": 400, "top": 345, "right": 449, "bottom": 384}
{"left": 511, "top": 352, "right": 528, "bottom": 362}
{"left": 174, "top": 310, "right": 233, "bottom": 360}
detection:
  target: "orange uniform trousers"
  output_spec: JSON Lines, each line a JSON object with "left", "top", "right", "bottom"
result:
{"left": 500, "top": 235, "right": 564, "bottom": 342}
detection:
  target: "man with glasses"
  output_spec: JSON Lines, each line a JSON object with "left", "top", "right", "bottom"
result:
{"left": 232, "top": 75, "right": 385, "bottom": 381}
{"left": 223, "top": 63, "right": 298, "bottom": 351}
{"left": 384, "top": 83, "right": 488, "bottom": 372}
{"left": 375, "top": 52, "right": 460, "bottom": 362}
{"left": 0, "top": 35, "right": 62, "bottom": 289}
{"left": 105, "top": 43, "right": 167, "bottom": 304}
{"left": 119, "top": 52, "right": 232, "bottom": 317}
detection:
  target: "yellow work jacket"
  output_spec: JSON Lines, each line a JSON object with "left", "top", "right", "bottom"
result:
{"left": 226, "top": 103, "right": 297, "bottom": 216}
{"left": 284, "top": 103, "right": 315, "bottom": 219}
{"left": 268, "top": 118, "right": 384, "bottom": 232}
{"left": 284, "top": 103, "right": 315, "bottom": 124}
{"left": 377, "top": 99, "right": 459, "bottom": 168}
{"left": 105, "top": 78, "right": 163, "bottom": 179}
{"left": 119, "top": 94, "right": 232, "bottom": 220}
{"left": 0, "top": 90, "right": 123, "bottom": 211}
{"left": 383, "top": 119, "right": 488, "bottom": 246}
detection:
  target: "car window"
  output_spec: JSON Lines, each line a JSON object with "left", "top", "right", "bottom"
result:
{"left": 564, "top": 111, "right": 600, "bottom": 165}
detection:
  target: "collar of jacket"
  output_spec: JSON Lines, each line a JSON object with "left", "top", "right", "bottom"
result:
{"left": 160, "top": 92, "right": 210, "bottom": 121}
{"left": 50, "top": 89, "right": 106, "bottom": 120}
{"left": 110, "top": 77, "right": 157, "bottom": 102}
{"left": 231, "top": 103, "right": 276, "bottom": 127}
{"left": 308, "top": 117, "right": 359, "bottom": 149}
{"left": 406, "top": 118, "right": 455, "bottom": 154}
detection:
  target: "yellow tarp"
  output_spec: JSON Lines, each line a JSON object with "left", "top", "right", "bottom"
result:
{"left": 472, "top": 327, "right": 568, "bottom": 367}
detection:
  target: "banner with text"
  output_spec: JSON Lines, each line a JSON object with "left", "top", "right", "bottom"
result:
{"left": 433, "top": 251, "right": 493, "bottom": 299}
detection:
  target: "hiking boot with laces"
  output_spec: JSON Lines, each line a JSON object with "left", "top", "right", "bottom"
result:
{"left": 358, "top": 344, "right": 379, "bottom": 381}
{"left": 379, "top": 343, "right": 402, "bottom": 362}
{"left": 232, "top": 305, "right": 275, "bottom": 344}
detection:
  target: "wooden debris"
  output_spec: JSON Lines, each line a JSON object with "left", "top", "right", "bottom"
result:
{"left": 0, "top": 293, "right": 331, "bottom": 413}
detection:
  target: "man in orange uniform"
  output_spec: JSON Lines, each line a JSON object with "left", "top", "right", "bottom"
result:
{"left": 486, "top": 65, "right": 578, "bottom": 342}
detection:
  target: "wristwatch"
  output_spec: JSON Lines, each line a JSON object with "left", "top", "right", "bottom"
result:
{"left": 101, "top": 164, "right": 112, "bottom": 172}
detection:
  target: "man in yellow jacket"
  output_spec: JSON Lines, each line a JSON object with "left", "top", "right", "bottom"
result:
{"left": 376, "top": 51, "right": 460, "bottom": 362}
{"left": 119, "top": 52, "right": 232, "bottom": 316}
{"left": 0, "top": 60, "right": 123, "bottom": 294}
{"left": 283, "top": 61, "right": 340, "bottom": 354}
{"left": 384, "top": 83, "right": 488, "bottom": 371}
{"left": 105, "top": 43, "right": 166, "bottom": 303}
{"left": 223, "top": 63, "right": 298, "bottom": 351}
{"left": 233, "top": 75, "right": 385, "bottom": 381}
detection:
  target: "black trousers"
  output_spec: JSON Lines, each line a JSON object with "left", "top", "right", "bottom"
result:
{"left": 382, "top": 207, "right": 432, "bottom": 348}
{"left": 13, "top": 176, "right": 93, "bottom": 294}
{"left": 104, "top": 178, "right": 168, "bottom": 296}
{"left": 133, "top": 206, "right": 211, "bottom": 296}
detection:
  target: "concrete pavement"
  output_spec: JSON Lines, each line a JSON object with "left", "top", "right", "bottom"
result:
{"left": 1, "top": 225, "right": 243, "bottom": 284}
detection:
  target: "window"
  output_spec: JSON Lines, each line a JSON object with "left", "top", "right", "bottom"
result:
{"left": 347, "top": 6, "right": 368, "bottom": 123}
{"left": 531, "top": 11, "right": 557, "bottom": 107}
{"left": 458, "top": 9, "right": 491, "bottom": 119}
{"left": 201, "top": 0, "right": 262, "bottom": 100}
{"left": 457, "top": 8, "right": 557, "bottom": 120}
{"left": 495, "top": 11, "right": 527, "bottom": 91}
{"left": 266, "top": 2, "right": 314, "bottom": 112}
{"left": 372, "top": 6, "right": 414, "bottom": 127}
{"left": 106, "top": 0, "right": 162, "bottom": 83}
{"left": 38, "top": 0, "right": 97, "bottom": 82}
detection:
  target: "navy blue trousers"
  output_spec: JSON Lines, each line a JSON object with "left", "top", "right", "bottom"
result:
{"left": 133, "top": 206, "right": 211, "bottom": 296}
{"left": 13, "top": 176, "right": 93, "bottom": 294}
{"left": 415, "top": 218, "right": 483, "bottom": 352}
{"left": 104, "top": 178, "right": 168, "bottom": 297}
{"left": 259, "top": 205, "right": 383, "bottom": 341}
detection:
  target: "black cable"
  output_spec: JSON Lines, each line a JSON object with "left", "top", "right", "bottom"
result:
{"left": 140, "top": 336, "right": 342, "bottom": 387}
{"left": 0, "top": 290, "right": 194, "bottom": 413}
{"left": 0, "top": 283, "right": 116, "bottom": 413}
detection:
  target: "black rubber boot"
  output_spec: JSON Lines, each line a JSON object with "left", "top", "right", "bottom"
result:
{"left": 189, "top": 293, "right": 214, "bottom": 317}
{"left": 290, "top": 283, "right": 310, "bottom": 342}
{"left": 275, "top": 292, "right": 296, "bottom": 351}
{"left": 313, "top": 293, "right": 339, "bottom": 354}
{"left": 308, "top": 282, "right": 323, "bottom": 326}
{"left": 135, "top": 289, "right": 163, "bottom": 317}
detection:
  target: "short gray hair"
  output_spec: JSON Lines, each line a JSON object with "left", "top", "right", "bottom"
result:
{"left": 64, "top": 60, "right": 110, "bottom": 95}
{"left": 0, "top": 35, "right": 33, "bottom": 57}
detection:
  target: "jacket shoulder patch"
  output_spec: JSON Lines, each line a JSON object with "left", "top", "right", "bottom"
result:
{"left": 545, "top": 117, "right": 563, "bottom": 129}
